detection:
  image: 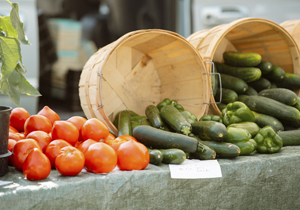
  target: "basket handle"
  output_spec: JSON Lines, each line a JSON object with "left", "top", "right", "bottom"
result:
{"left": 203, "top": 60, "right": 222, "bottom": 104}
{"left": 0, "top": 150, "right": 12, "bottom": 158}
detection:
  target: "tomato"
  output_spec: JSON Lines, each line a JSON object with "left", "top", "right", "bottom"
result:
{"left": 9, "top": 107, "right": 30, "bottom": 132}
{"left": 37, "top": 106, "right": 60, "bottom": 125}
{"left": 23, "top": 148, "right": 51, "bottom": 181}
{"left": 55, "top": 146, "right": 85, "bottom": 176}
{"left": 104, "top": 138, "right": 127, "bottom": 151}
{"left": 12, "top": 139, "right": 42, "bottom": 171}
{"left": 8, "top": 139, "right": 17, "bottom": 166}
{"left": 115, "top": 135, "right": 138, "bottom": 142}
{"left": 81, "top": 118, "right": 109, "bottom": 141}
{"left": 24, "top": 115, "right": 52, "bottom": 136}
{"left": 103, "top": 133, "right": 116, "bottom": 144}
{"left": 51, "top": 121, "right": 79, "bottom": 146}
{"left": 9, "top": 132, "right": 25, "bottom": 141}
{"left": 45, "top": 139, "right": 72, "bottom": 168}
{"left": 117, "top": 140, "right": 149, "bottom": 171}
{"left": 77, "top": 139, "right": 98, "bottom": 154}
{"left": 84, "top": 142, "right": 117, "bottom": 173}
{"left": 66, "top": 116, "right": 87, "bottom": 141}
{"left": 26, "top": 131, "right": 52, "bottom": 153}
{"left": 9, "top": 125, "right": 19, "bottom": 133}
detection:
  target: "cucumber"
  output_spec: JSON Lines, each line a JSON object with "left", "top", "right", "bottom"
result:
{"left": 264, "top": 64, "right": 285, "bottom": 82}
{"left": 190, "top": 145, "right": 216, "bottom": 160}
{"left": 244, "top": 86, "right": 258, "bottom": 96}
{"left": 283, "top": 125, "right": 298, "bottom": 131}
{"left": 277, "top": 72, "right": 300, "bottom": 90}
{"left": 148, "top": 148, "right": 163, "bottom": 165}
{"left": 145, "top": 105, "right": 165, "bottom": 129}
{"left": 133, "top": 125, "right": 205, "bottom": 153}
{"left": 211, "top": 67, "right": 219, "bottom": 97}
{"left": 220, "top": 74, "right": 248, "bottom": 94}
{"left": 113, "top": 110, "right": 139, "bottom": 128}
{"left": 237, "top": 94, "right": 249, "bottom": 103}
{"left": 141, "top": 118, "right": 151, "bottom": 126}
{"left": 278, "top": 130, "right": 300, "bottom": 146}
{"left": 160, "top": 149, "right": 186, "bottom": 164}
{"left": 223, "top": 51, "right": 262, "bottom": 67}
{"left": 217, "top": 88, "right": 238, "bottom": 104}
{"left": 130, "top": 116, "right": 146, "bottom": 124}
{"left": 198, "top": 140, "right": 240, "bottom": 158}
{"left": 270, "top": 82, "right": 277, "bottom": 89}
{"left": 252, "top": 111, "right": 284, "bottom": 132}
{"left": 258, "top": 88, "right": 298, "bottom": 106}
{"left": 248, "top": 77, "right": 271, "bottom": 92}
{"left": 118, "top": 110, "right": 132, "bottom": 136}
{"left": 131, "top": 121, "right": 140, "bottom": 131}
{"left": 227, "top": 122, "right": 260, "bottom": 138}
{"left": 294, "top": 97, "right": 300, "bottom": 111}
{"left": 160, "top": 105, "right": 192, "bottom": 135}
{"left": 217, "top": 103, "right": 227, "bottom": 112}
{"left": 214, "top": 62, "right": 262, "bottom": 83}
{"left": 191, "top": 121, "right": 227, "bottom": 142}
{"left": 256, "top": 61, "right": 272, "bottom": 75}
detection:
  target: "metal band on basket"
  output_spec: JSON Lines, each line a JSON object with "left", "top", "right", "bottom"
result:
{"left": 0, "top": 150, "right": 12, "bottom": 158}
{"left": 96, "top": 71, "right": 104, "bottom": 110}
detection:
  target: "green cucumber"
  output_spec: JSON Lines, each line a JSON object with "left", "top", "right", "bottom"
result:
{"left": 258, "top": 88, "right": 297, "bottom": 106}
{"left": 252, "top": 111, "right": 284, "bottom": 132}
{"left": 212, "top": 67, "right": 219, "bottom": 97}
{"left": 190, "top": 145, "right": 216, "bottom": 160}
{"left": 118, "top": 110, "right": 132, "bottom": 136}
{"left": 198, "top": 140, "right": 240, "bottom": 158}
{"left": 220, "top": 74, "right": 248, "bottom": 94}
{"left": 244, "top": 86, "right": 258, "bottom": 96}
{"left": 223, "top": 51, "right": 262, "bottom": 67}
{"left": 264, "top": 64, "right": 285, "bottom": 82}
{"left": 217, "top": 88, "right": 238, "bottom": 104}
{"left": 160, "top": 149, "right": 186, "bottom": 164}
{"left": 227, "top": 122, "right": 260, "bottom": 138}
{"left": 132, "top": 125, "right": 205, "bottom": 153}
{"left": 113, "top": 110, "right": 139, "bottom": 128}
{"left": 283, "top": 125, "right": 298, "bottom": 131}
{"left": 256, "top": 61, "right": 272, "bottom": 75}
{"left": 130, "top": 116, "right": 146, "bottom": 124}
{"left": 270, "top": 82, "right": 277, "bottom": 89}
{"left": 148, "top": 148, "right": 163, "bottom": 165}
{"left": 248, "top": 77, "right": 271, "bottom": 92}
{"left": 214, "top": 62, "right": 261, "bottom": 83}
{"left": 294, "top": 97, "right": 300, "bottom": 111}
{"left": 160, "top": 105, "right": 192, "bottom": 135}
{"left": 277, "top": 72, "right": 300, "bottom": 90}
{"left": 234, "top": 141, "right": 256, "bottom": 156}
{"left": 191, "top": 121, "right": 227, "bottom": 142}
{"left": 131, "top": 121, "right": 140, "bottom": 131}
{"left": 145, "top": 105, "right": 165, "bottom": 129}
{"left": 278, "top": 130, "right": 300, "bottom": 146}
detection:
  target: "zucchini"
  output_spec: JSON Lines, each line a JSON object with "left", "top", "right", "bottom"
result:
{"left": 252, "top": 111, "right": 284, "bottom": 132}
{"left": 278, "top": 130, "right": 300, "bottom": 146}
{"left": 191, "top": 121, "right": 227, "bottom": 142}
{"left": 223, "top": 51, "right": 262, "bottom": 67}
{"left": 113, "top": 110, "right": 139, "bottom": 128}
{"left": 160, "top": 105, "right": 192, "bottom": 135}
{"left": 270, "top": 82, "right": 277, "bottom": 89}
{"left": 211, "top": 67, "right": 219, "bottom": 97}
{"left": 283, "top": 125, "right": 298, "bottom": 131}
{"left": 276, "top": 72, "right": 300, "bottom": 90}
{"left": 256, "top": 61, "right": 272, "bottom": 75}
{"left": 217, "top": 88, "right": 238, "bottom": 104}
{"left": 264, "top": 64, "right": 285, "bottom": 82}
{"left": 258, "top": 88, "right": 297, "bottom": 106}
{"left": 148, "top": 148, "right": 163, "bottom": 165}
{"left": 214, "top": 62, "right": 261, "bottom": 83}
{"left": 132, "top": 125, "right": 205, "bottom": 153}
{"left": 220, "top": 74, "right": 248, "bottom": 94}
{"left": 294, "top": 97, "right": 300, "bottom": 111}
{"left": 190, "top": 145, "right": 216, "bottom": 160}
{"left": 145, "top": 105, "right": 165, "bottom": 129}
{"left": 227, "top": 122, "right": 260, "bottom": 138}
{"left": 130, "top": 116, "right": 146, "bottom": 124}
{"left": 248, "top": 77, "right": 271, "bottom": 92}
{"left": 160, "top": 149, "right": 186, "bottom": 164}
{"left": 244, "top": 86, "right": 258, "bottom": 96}
{"left": 118, "top": 110, "right": 132, "bottom": 136}
{"left": 131, "top": 121, "right": 140, "bottom": 131}
{"left": 198, "top": 140, "right": 240, "bottom": 159}
{"left": 217, "top": 103, "right": 227, "bottom": 112}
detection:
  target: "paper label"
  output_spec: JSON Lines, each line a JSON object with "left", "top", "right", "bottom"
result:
{"left": 169, "top": 159, "right": 222, "bottom": 179}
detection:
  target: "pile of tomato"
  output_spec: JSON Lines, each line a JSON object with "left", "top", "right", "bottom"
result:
{"left": 8, "top": 106, "right": 149, "bottom": 181}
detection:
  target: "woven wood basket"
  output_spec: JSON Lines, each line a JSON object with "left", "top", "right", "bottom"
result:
{"left": 79, "top": 29, "right": 210, "bottom": 136}
{"left": 187, "top": 17, "right": 300, "bottom": 116}
{"left": 281, "top": 20, "right": 300, "bottom": 49}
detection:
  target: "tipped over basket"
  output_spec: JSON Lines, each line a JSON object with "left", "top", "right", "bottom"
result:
{"left": 187, "top": 17, "right": 300, "bottom": 116}
{"left": 281, "top": 19, "right": 300, "bottom": 49}
{"left": 79, "top": 29, "right": 210, "bottom": 136}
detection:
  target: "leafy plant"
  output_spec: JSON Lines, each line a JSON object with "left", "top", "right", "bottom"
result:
{"left": 0, "top": 0, "right": 41, "bottom": 106}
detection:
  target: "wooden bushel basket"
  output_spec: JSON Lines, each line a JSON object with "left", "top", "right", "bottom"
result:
{"left": 187, "top": 17, "right": 300, "bottom": 116}
{"left": 79, "top": 29, "right": 210, "bottom": 136}
{"left": 281, "top": 20, "right": 300, "bottom": 49}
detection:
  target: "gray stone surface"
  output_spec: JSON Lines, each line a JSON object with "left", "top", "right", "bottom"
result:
{"left": 1, "top": 146, "right": 300, "bottom": 210}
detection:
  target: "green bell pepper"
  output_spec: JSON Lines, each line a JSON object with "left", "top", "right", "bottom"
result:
{"left": 222, "top": 101, "right": 255, "bottom": 126}
{"left": 248, "top": 139, "right": 257, "bottom": 150}
{"left": 180, "top": 110, "right": 198, "bottom": 124}
{"left": 254, "top": 125, "right": 283, "bottom": 154}
{"left": 157, "top": 98, "right": 184, "bottom": 111}
{"left": 224, "top": 127, "right": 251, "bottom": 143}
{"left": 234, "top": 140, "right": 256, "bottom": 156}
{"left": 199, "top": 114, "right": 223, "bottom": 123}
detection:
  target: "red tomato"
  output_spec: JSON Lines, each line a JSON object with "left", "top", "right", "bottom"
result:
{"left": 103, "top": 133, "right": 116, "bottom": 144}
{"left": 117, "top": 140, "right": 149, "bottom": 171}
{"left": 8, "top": 139, "right": 17, "bottom": 166}
{"left": 37, "top": 106, "right": 60, "bottom": 125}
{"left": 51, "top": 121, "right": 79, "bottom": 146}
{"left": 55, "top": 146, "right": 85, "bottom": 176}
{"left": 26, "top": 131, "right": 52, "bottom": 153}
{"left": 81, "top": 118, "right": 109, "bottom": 141}
{"left": 23, "top": 148, "right": 51, "bottom": 181}
{"left": 9, "top": 132, "right": 25, "bottom": 141}
{"left": 105, "top": 139, "right": 128, "bottom": 151}
{"left": 66, "top": 116, "right": 87, "bottom": 141}
{"left": 45, "top": 139, "right": 72, "bottom": 168}
{"left": 12, "top": 139, "right": 42, "bottom": 171}
{"left": 9, "top": 125, "right": 19, "bottom": 133}
{"left": 115, "top": 135, "right": 138, "bottom": 142}
{"left": 84, "top": 142, "right": 117, "bottom": 173}
{"left": 9, "top": 107, "right": 30, "bottom": 132}
{"left": 77, "top": 139, "right": 98, "bottom": 154}
{"left": 24, "top": 115, "right": 52, "bottom": 136}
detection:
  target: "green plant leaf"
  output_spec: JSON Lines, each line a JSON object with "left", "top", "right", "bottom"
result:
{"left": 9, "top": 3, "right": 30, "bottom": 45}
{"left": 0, "top": 16, "right": 18, "bottom": 39}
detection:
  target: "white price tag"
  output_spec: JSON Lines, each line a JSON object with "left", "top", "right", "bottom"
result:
{"left": 169, "top": 159, "right": 222, "bottom": 179}
{"left": 0, "top": 181, "right": 13, "bottom": 186}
